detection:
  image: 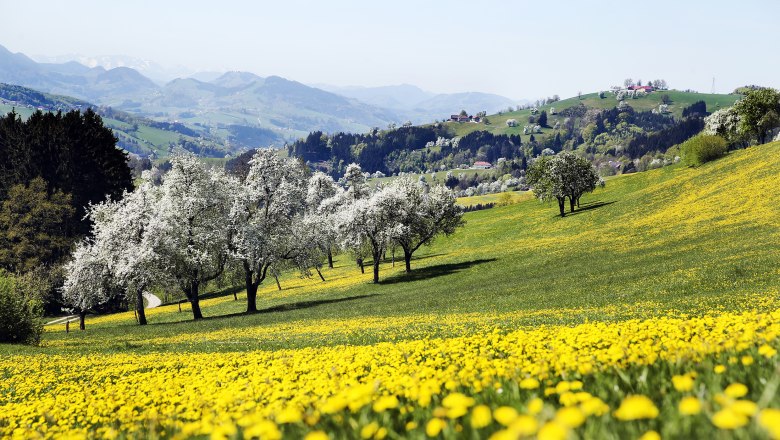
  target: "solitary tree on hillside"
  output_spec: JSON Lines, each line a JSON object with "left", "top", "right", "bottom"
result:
{"left": 733, "top": 88, "right": 780, "bottom": 144}
{"left": 527, "top": 152, "right": 602, "bottom": 217}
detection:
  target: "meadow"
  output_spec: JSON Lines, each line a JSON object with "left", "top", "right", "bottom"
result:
{"left": 2, "top": 142, "right": 780, "bottom": 439}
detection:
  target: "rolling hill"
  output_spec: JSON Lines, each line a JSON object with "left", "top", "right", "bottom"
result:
{"left": 4, "top": 137, "right": 780, "bottom": 440}
{"left": 24, "top": 139, "right": 780, "bottom": 348}
{"left": 444, "top": 90, "right": 740, "bottom": 140}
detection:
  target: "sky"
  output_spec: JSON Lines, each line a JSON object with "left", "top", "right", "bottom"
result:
{"left": 2, "top": 0, "right": 779, "bottom": 100}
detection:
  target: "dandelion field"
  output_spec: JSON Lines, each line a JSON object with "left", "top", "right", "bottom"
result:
{"left": 3, "top": 142, "right": 780, "bottom": 438}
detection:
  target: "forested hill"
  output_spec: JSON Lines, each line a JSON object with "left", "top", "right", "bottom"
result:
{"left": 287, "top": 89, "right": 742, "bottom": 177}
{"left": 0, "top": 83, "right": 231, "bottom": 158}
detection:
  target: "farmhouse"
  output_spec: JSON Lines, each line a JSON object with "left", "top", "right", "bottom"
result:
{"left": 450, "top": 114, "right": 483, "bottom": 123}
{"left": 472, "top": 161, "right": 492, "bottom": 169}
{"left": 628, "top": 85, "right": 654, "bottom": 93}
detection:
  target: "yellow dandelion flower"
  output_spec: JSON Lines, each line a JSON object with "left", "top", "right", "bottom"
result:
{"left": 758, "top": 408, "right": 780, "bottom": 439}
{"left": 555, "top": 406, "right": 585, "bottom": 428}
{"left": 527, "top": 397, "right": 544, "bottom": 415}
{"left": 537, "top": 421, "right": 568, "bottom": 440}
{"left": 712, "top": 408, "right": 748, "bottom": 430}
{"left": 724, "top": 383, "right": 748, "bottom": 399}
{"left": 508, "top": 415, "right": 538, "bottom": 436}
{"left": 493, "top": 406, "right": 519, "bottom": 426}
{"left": 360, "top": 422, "right": 379, "bottom": 440}
{"left": 304, "top": 431, "right": 329, "bottom": 440}
{"left": 470, "top": 405, "right": 492, "bottom": 429}
{"left": 426, "top": 419, "right": 446, "bottom": 437}
{"left": 519, "top": 378, "right": 540, "bottom": 389}
{"left": 678, "top": 396, "right": 701, "bottom": 415}
{"left": 759, "top": 344, "right": 778, "bottom": 358}
{"left": 639, "top": 430, "right": 661, "bottom": 440}
{"left": 614, "top": 395, "right": 659, "bottom": 421}
{"left": 672, "top": 374, "right": 694, "bottom": 392}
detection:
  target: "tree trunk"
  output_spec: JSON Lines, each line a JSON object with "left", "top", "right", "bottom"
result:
{"left": 188, "top": 282, "right": 203, "bottom": 320}
{"left": 404, "top": 249, "right": 412, "bottom": 273}
{"left": 569, "top": 196, "right": 576, "bottom": 213}
{"left": 136, "top": 288, "right": 147, "bottom": 326}
{"left": 327, "top": 249, "right": 333, "bottom": 269}
{"left": 391, "top": 248, "right": 395, "bottom": 267}
{"left": 372, "top": 250, "right": 381, "bottom": 283}
{"left": 275, "top": 274, "right": 282, "bottom": 291}
{"left": 233, "top": 291, "right": 238, "bottom": 301}
{"left": 190, "top": 298, "right": 204, "bottom": 320}
{"left": 246, "top": 283, "right": 258, "bottom": 313}
{"left": 316, "top": 267, "right": 325, "bottom": 282}
{"left": 558, "top": 197, "right": 566, "bottom": 217}
{"left": 357, "top": 258, "right": 364, "bottom": 274}
{"left": 79, "top": 311, "right": 86, "bottom": 330}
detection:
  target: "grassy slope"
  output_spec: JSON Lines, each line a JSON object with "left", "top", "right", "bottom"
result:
{"left": 13, "top": 142, "right": 780, "bottom": 356}
{"left": 442, "top": 90, "right": 741, "bottom": 144}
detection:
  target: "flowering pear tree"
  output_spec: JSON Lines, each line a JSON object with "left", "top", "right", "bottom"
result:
{"left": 62, "top": 241, "right": 112, "bottom": 330}
{"left": 337, "top": 187, "right": 406, "bottom": 283}
{"left": 88, "top": 181, "right": 161, "bottom": 325}
{"left": 391, "top": 178, "right": 464, "bottom": 272}
{"left": 307, "top": 172, "right": 341, "bottom": 268}
{"left": 146, "top": 154, "right": 234, "bottom": 320}
{"left": 229, "top": 149, "right": 308, "bottom": 313}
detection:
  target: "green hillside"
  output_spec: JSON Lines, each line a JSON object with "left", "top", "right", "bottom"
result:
{"left": 17, "top": 140, "right": 780, "bottom": 355}
{"left": 0, "top": 83, "right": 231, "bottom": 158}
{"left": 445, "top": 90, "right": 741, "bottom": 143}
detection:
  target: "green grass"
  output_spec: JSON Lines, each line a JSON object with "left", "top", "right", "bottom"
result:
{"left": 442, "top": 90, "right": 741, "bottom": 143}
{"left": 7, "top": 141, "right": 779, "bottom": 358}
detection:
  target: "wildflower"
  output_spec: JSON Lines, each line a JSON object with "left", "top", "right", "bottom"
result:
{"left": 509, "top": 415, "right": 538, "bottom": 436}
{"left": 493, "top": 406, "right": 519, "bottom": 426}
{"left": 519, "top": 378, "right": 540, "bottom": 389}
{"left": 537, "top": 421, "right": 568, "bottom": 440}
{"left": 678, "top": 396, "right": 701, "bottom": 415}
{"left": 741, "top": 356, "right": 754, "bottom": 366}
{"left": 372, "top": 395, "right": 399, "bottom": 413}
{"left": 305, "top": 431, "right": 329, "bottom": 440}
{"left": 758, "top": 408, "right": 780, "bottom": 439}
{"left": 724, "top": 383, "right": 748, "bottom": 399}
{"left": 714, "top": 365, "right": 727, "bottom": 374}
{"left": 275, "top": 407, "right": 302, "bottom": 424}
{"left": 639, "top": 431, "right": 661, "bottom": 440}
{"left": 759, "top": 344, "right": 778, "bottom": 358}
{"left": 672, "top": 374, "right": 694, "bottom": 392}
{"left": 470, "top": 405, "right": 491, "bottom": 428}
{"left": 426, "top": 419, "right": 446, "bottom": 437}
{"left": 361, "top": 422, "right": 379, "bottom": 439}
{"left": 554, "top": 407, "right": 585, "bottom": 428}
{"left": 730, "top": 400, "right": 758, "bottom": 416}
{"left": 527, "top": 397, "right": 544, "bottom": 415}
{"left": 614, "top": 395, "right": 659, "bottom": 420}
{"left": 712, "top": 408, "right": 748, "bottom": 429}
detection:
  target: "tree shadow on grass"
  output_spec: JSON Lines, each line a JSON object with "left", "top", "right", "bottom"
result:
{"left": 379, "top": 258, "right": 497, "bottom": 285}
{"left": 554, "top": 200, "right": 617, "bottom": 218}
{"left": 156, "top": 294, "right": 380, "bottom": 325}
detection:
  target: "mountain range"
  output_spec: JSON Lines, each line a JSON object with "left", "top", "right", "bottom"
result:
{"left": 0, "top": 44, "right": 521, "bottom": 147}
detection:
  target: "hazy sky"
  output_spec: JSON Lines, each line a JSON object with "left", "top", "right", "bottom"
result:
{"left": 2, "top": 0, "right": 779, "bottom": 100}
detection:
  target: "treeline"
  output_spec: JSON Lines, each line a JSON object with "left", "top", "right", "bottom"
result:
{"left": 287, "top": 126, "right": 451, "bottom": 175}
{"left": 0, "top": 109, "right": 132, "bottom": 313}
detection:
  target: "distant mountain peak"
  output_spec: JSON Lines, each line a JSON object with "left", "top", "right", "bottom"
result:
{"left": 211, "top": 71, "right": 264, "bottom": 88}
